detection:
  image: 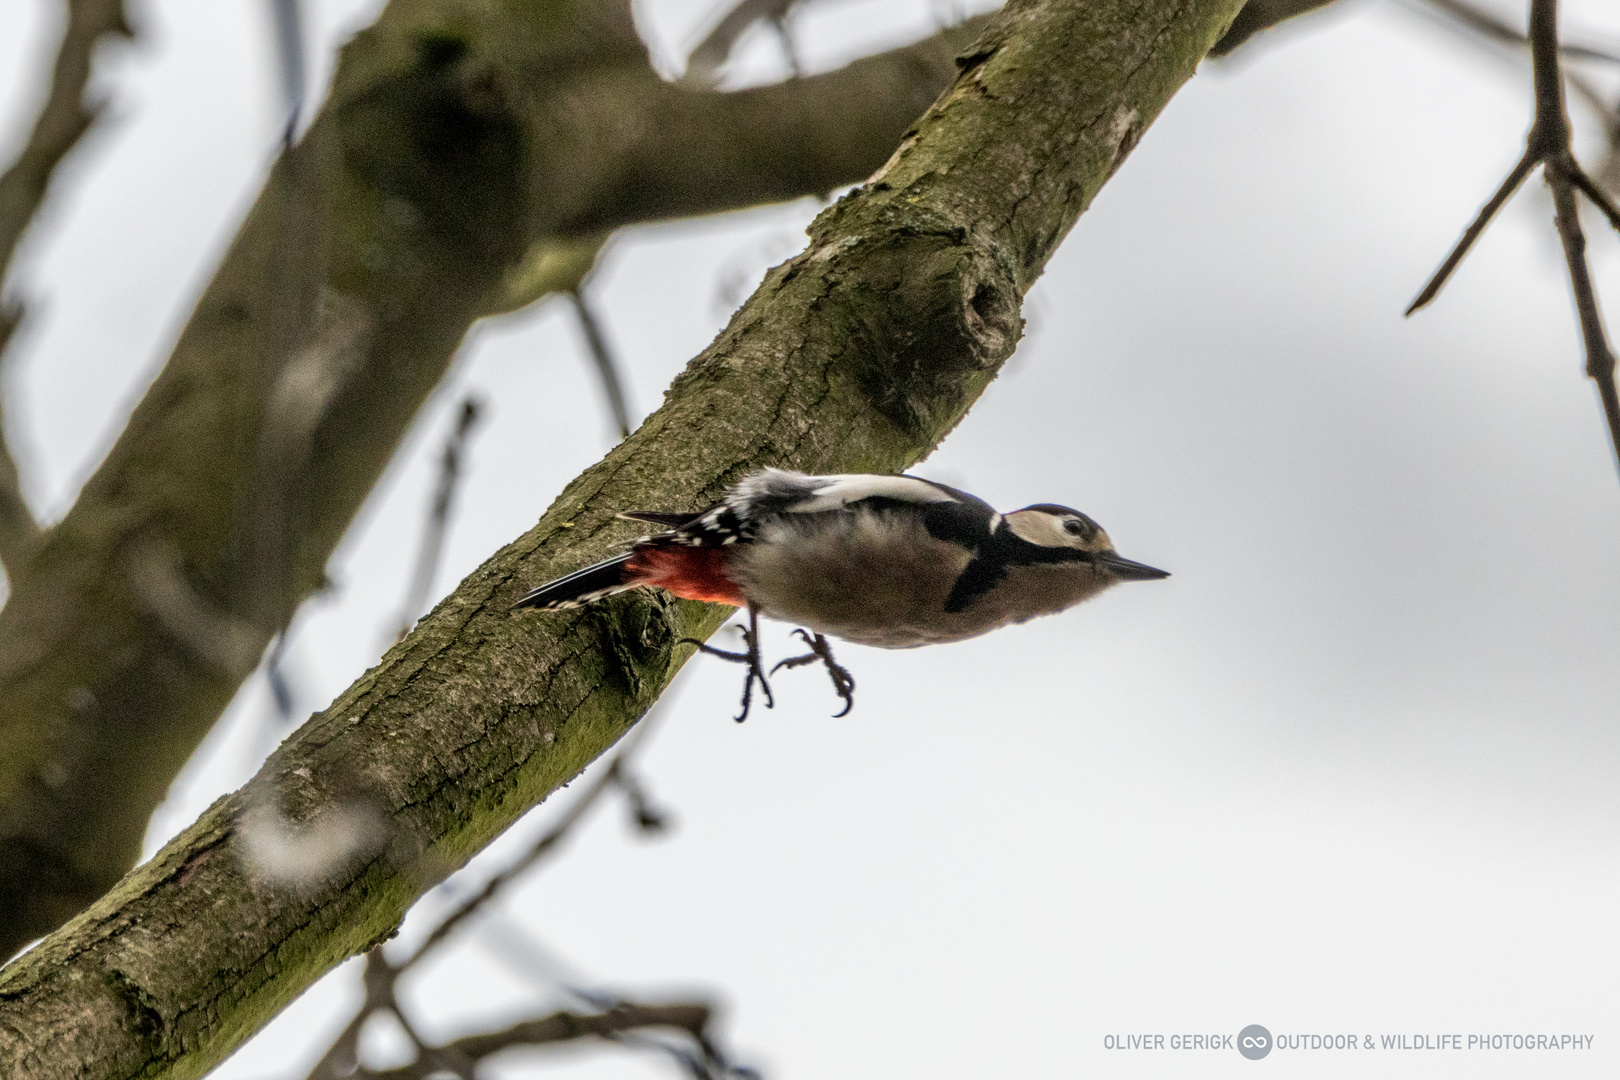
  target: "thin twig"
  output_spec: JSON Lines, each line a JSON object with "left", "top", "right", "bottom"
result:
{"left": 1549, "top": 172, "right": 1620, "bottom": 464}
{"left": 0, "top": 310, "right": 39, "bottom": 581}
{"left": 1405, "top": 146, "right": 1539, "bottom": 313}
{"left": 0, "top": 0, "right": 130, "bottom": 576}
{"left": 266, "top": 0, "right": 307, "bottom": 148}
{"left": 1415, "top": 0, "right": 1620, "bottom": 64}
{"left": 393, "top": 395, "right": 484, "bottom": 641}
{"left": 1568, "top": 167, "right": 1620, "bottom": 232}
{"left": 296, "top": 708, "right": 709, "bottom": 1080}
{"left": 681, "top": 0, "right": 798, "bottom": 86}
{"left": 475, "top": 916, "right": 756, "bottom": 1080}
{"left": 1409, "top": 0, "right": 1618, "bottom": 125}
{"left": 300, "top": 953, "right": 385, "bottom": 1080}
{"left": 363, "top": 1004, "right": 716, "bottom": 1080}
{"left": 265, "top": 632, "right": 295, "bottom": 721}
{"left": 569, "top": 290, "right": 634, "bottom": 441}
{"left": 1209, "top": 0, "right": 1341, "bottom": 56}
{"left": 1406, "top": 0, "right": 1620, "bottom": 479}
{"left": 0, "top": 0, "right": 129, "bottom": 283}
{"left": 768, "top": 13, "right": 804, "bottom": 79}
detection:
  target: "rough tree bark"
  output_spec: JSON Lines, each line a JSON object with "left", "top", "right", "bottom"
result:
{"left": 0, "top": 0, "right": 988, "bottom": 958}
{"left": 0, "top": 0, "right": 1244, "bottom": 1073}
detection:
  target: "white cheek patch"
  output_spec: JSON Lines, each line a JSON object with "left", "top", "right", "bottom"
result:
{"left": 1005, "top": 511, "right": 1068, "bottom": 547}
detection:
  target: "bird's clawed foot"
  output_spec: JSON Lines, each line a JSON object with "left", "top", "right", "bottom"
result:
{"left": 770, "top": 629, "right": 857, "bottom": 717}
{"left": 677, "top": 607, "right": 774, "bottom": 722}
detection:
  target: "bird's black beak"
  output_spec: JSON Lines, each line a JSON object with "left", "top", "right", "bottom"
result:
{"left": 1097, "top": 552, "right": 1170, "bottom": 580}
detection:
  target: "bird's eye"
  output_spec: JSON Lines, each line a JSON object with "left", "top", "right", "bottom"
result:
{"left": 1062, "top": 519, "right": 1085, "bottom": 536}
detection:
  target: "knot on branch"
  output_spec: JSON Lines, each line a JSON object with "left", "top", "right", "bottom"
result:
{"left": 811, "top": 224, "right": 1023, "bottom": 438}
{"left": 587, "top": 592, "right": 681, "bottom": 699}
{"left": 104, "top": 968, "right": 167, "bottom": 1053}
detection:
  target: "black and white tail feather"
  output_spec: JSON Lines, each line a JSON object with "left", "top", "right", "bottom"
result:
{"left": 511, "top": 551, "right": 638, "bottom": 611}
{"left": 510, "top": 509, "right": 708, "bottom": 611}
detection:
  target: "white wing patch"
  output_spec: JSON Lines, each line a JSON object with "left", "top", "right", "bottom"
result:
{"left": 782, "top": 473, "right": 960, "bottom": 513}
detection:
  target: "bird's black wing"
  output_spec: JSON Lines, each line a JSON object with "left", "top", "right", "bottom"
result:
{"left": 783, "top": 473, "right": 999, "bottom": 549}
{"left": 917, "top": 499, "right": 997, "bottom": 547}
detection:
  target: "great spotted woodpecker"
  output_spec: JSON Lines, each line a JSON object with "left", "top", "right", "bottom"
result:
{"left": 513, "top": 469, "right": 1169, "bottom": 719}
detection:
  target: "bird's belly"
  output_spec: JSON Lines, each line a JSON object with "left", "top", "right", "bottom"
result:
{"left": 730, "top": 516, "right": 1013, "bottom": 649}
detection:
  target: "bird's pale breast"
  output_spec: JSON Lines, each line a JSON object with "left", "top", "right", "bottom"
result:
{"left": 729, "top": 511, "right": 1116, "bottom": 648}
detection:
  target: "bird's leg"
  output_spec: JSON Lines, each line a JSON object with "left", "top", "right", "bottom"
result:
{"left": 677, "top": 606, "right": 774, "bottom": 722}
{"left": 770, "top": 628, "right": 857, "bottom": 717}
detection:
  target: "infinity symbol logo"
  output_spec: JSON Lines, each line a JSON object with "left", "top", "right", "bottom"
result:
{"left": 1238, "top": 1025, "right": 1273, "bottom": 1060}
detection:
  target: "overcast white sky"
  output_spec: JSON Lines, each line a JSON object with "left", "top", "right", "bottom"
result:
{"left": 4, "top": 0, "right": 1620, "bottom": 1077}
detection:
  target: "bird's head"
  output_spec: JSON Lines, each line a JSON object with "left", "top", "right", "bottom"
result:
{"left": 1002, "top": 504, "right": 1170, "bottom": 581}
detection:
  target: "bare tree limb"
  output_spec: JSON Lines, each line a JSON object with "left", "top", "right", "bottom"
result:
{"left": 1409, "top": 0, "right": 1619, "bottom": 125}
{"left": 1569, "top": 167, "right": 1620, "bottom": 231}
{"left": 1404, "top": 146, "right": 1539, "bottom": 312}
{"left": 0, "top": 0, "right": 130, "bottom": 291}
{"left": 1212, "top": 0, "right": 1620, "bottom": 154}
{"left": 0, "top": 0, "right": 131, "bottom": 579}
{"left": 393, "top": 396, "right": 485, "bottom": 641}
{"left": 1406, "top": 0, "right": 1620, "bottom": 478}
{"left": 368, "top": 1003, "right": 717, "bottom": 1078}
{"left": 0, "top": 309, "right": 39, "bottom": 582}
{"left": 266, "top": 0, "right": 307, "bottom": 147}
{"left": 0, "top": 0, "right": 1247, "bottom": 1072}
{"left": 1412, "top": 0, "right": 1620, "bottom": 65}
{"left": 551, "top": 22, "right": 995, "bottom": 235}
{"left": 0, "top": 4, "right": 990, "bottom": 959}
{"left": 569, "top": 291, "right": 634, "bottom": 440}
{"left": 1210, "top": 0, "right": 1341, "bottom": 56}
{"left": 1549, "top": 174, "right": 1620, "bottom": 464}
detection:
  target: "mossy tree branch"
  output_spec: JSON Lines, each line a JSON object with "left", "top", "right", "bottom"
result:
{"left": 0, "top": 0, "right": 989, "bottom": 958}
{"left": 0, "top": 0, "right": 1243, "bottom": 1072}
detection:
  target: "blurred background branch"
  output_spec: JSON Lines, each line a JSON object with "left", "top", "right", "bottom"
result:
{"left": 0, "top": 312, "right": 36, "bottom": 583}
{"left": 265, "top": 0, "right": 305, "bottom": 147}
{"left": 1215, "top": 0, "right": 1620, "bottom": 183}
{"left": 682, "top": 0, "right": 803, "bottom": 86}
{"left": 1411, "top": 0, "right": 1620, "bottom": 135}
{"left": 293, "top": 717, "right": 743, "bottom": 1080}
{"left": 569, "top": 290, "right": 635, "bottom": 442}
{"left": 392, "top": 395, "right": 485, "bottom": 642}
{"left": 1210, "top": 0, "right": 1343, "bottom": 55}
{"left": 1406, "top": 0, "right": 1620, "bottom": 474}
{"left": 0, "top": 0, "right": 131, "bottom": 581}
